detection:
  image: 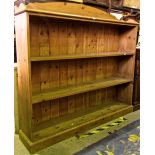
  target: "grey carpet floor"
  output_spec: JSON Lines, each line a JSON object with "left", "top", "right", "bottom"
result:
{"left": 75, "top": 120, "right": 140, "bottom": 155}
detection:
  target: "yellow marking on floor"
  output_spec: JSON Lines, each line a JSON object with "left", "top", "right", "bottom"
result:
{"left": 78, "top": 117, "right": 127, "bottom": 139}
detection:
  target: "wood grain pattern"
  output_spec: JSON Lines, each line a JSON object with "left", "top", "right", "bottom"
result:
{"left": 117, "top": 83, "right": 133, "bottom": 105}
{"left": 32, "top": 77, "right": 132, "bottom": 104}
{"left": 68, "top": 96, "right": 75, "bottom": 113}
{"left": 30, "top": 52, "right": 135, "bottom": 61}
{"left": 49, "top": 61, "right": 59, "bottom": 90}
{"left": 41, "top": 101, "right": 51, "bottom": 122}
{"left": 76, "top": 59, "right": 83, "bottom": 85}
{"left": 67, "top": 22, "right": 76, "bottom": 55}
{"left": 15, "top": 6, "right": 138, "bottom": 152}
{"left": 58, "top": 21, "right": 68, "bottom": 55}
{"left": 49, "top": 22, "right": 59, "bottom": 56}
{"left": 30, "top": 18, "right": 39, "bottom": 57}
{"left": 31, "top": 62, "right": 41, "bottom": 95}
{"left": 59, "top": 61, "right": 68, "bottom": 88}
{"left": 51, "top": 99, "right": 59, "bottom": 119}
{"left": 15, "top": 2, "right": 138, "bottom": 26}
{"left": 32, "top": 102, "right": 133, "bottom": 141}
{"left": 75, "top": 23, "right": 84, "bottom": 55}
{"left": 33, "top": 103, "right": 42, "bottom": 126}
{"left": 68, "top": 60, "right": 76, "bottom": 86}
{"left": 15, "top": 12, "right": 32, "bottom": 138}
{"left": 40, "top": 62, "right": 50, "bottom": 93}
{"left": 39, "top": 20, "right": 50, "bottom": 56}
{"left": 59, "top": 97, "right": 68, "bottom": 116}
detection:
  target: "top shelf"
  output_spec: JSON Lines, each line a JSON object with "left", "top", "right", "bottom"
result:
{"left": 30, "top": 51, "right": 135, "bottom": 62}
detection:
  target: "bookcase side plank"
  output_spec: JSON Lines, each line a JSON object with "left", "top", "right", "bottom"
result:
{"left": 15, "top": 12, "right": 32, "bottom": 138}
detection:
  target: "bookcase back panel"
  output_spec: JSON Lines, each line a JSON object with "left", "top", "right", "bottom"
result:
{"left": 31, "top": 57, "right": 118, "bottom": 95}
{"left": 29, "top": 16, "right": 121, "bottom": 56}
{"left": 32, "top": 86, "right": 117, "bottom": 126}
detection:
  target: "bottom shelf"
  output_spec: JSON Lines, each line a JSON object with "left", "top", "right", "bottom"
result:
{"left": 19, "top": 101, "right": 133, "bottom": 153}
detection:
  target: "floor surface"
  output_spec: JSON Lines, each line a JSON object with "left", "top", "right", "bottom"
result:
{"left": 75, "top": 120, "right": 140, "bottom": 155}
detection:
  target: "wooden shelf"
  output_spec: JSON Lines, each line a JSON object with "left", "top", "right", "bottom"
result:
{"left": 32, "top": 77, "right": 132, "bottom": 104}
{"left": 30, "top": 52, "right": 134, "bottom": 61}
{"left": 20, "top": 101, "right": 132, "bottom": 152}
{"left": 21, "top": 102, "right": 133, "bottom": 152}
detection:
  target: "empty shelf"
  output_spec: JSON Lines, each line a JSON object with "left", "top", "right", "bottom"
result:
{"left": 32, "top": 77, "right": 132, "bottom": 104}
{"left": 30, "top": 52, "right": 135, "bottom": 61}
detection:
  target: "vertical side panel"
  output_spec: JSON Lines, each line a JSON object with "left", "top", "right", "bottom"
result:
{"left": 119, "top": 26, "right": 138, "bottom": 52}
{"left": 117, "top": 83, "right": 133, "bottom": 105}
{"left": 15, "top": 13, "right": 32, "bottom": 138}
{"left": 126, "top": 27, "right": 138, "bottom": 52}
{"left": 118, "top": 55, "right": 135, "bottom": 79}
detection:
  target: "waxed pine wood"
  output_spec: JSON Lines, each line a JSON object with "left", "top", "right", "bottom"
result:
{"left": 15, "top": 2, "right": 138, "bottom": 153}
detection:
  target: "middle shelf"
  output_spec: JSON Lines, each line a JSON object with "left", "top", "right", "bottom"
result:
{"left": 30, "top": 51, "right": 135, "bottom": 61}
{"left": 32, "top": 77, "right": 132, "bottom": 104}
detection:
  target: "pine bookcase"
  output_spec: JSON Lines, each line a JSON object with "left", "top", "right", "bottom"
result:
{"left": 15, "top": 2, "right": 138, "bottom": 153}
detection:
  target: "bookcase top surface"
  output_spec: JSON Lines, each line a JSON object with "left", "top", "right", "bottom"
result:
{"left": 15, "top": 2, "right": 138, "bottom": 26}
